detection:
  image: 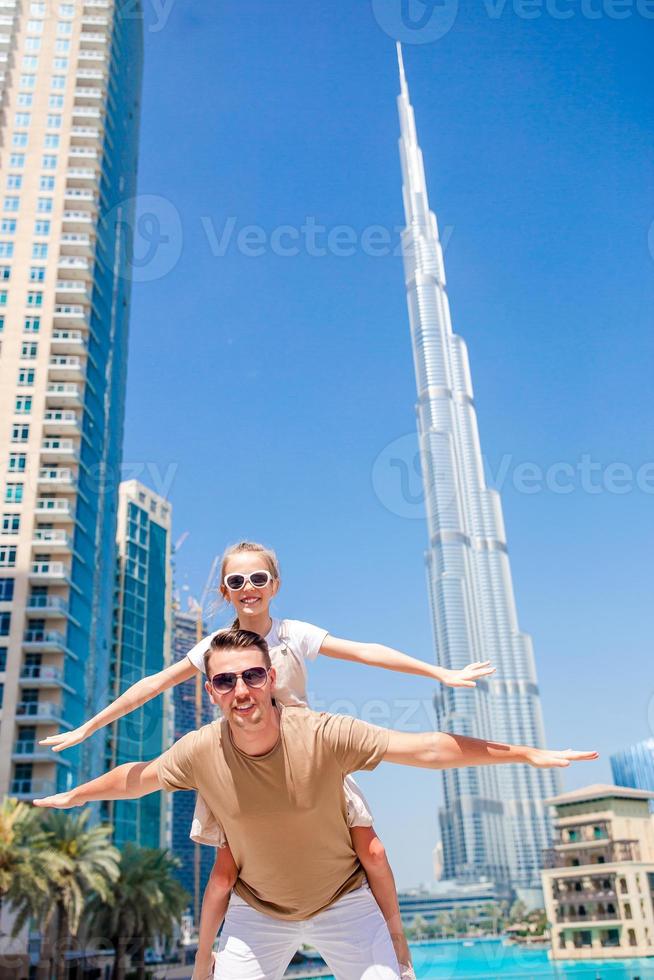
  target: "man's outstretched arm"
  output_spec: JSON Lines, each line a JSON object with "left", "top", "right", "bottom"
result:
{"left": 383, "top": 731, "right": 598, "bottom": 770}
{"left": 32, "top": 759, "right": 163, "bottom": 809}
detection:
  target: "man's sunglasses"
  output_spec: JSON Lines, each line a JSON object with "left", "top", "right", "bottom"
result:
{"left": 210, "top": 666, "right": 270, "bottom": 694}
{"left": 223, "top": 570, "right": 272, "bottom": 591}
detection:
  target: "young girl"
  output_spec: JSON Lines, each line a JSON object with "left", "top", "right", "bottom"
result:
{"left": 42, "top": 541, "right": 494, "bottom": 979}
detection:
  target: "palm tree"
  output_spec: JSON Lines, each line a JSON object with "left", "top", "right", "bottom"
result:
{"left": 0, "top": 799, "right": 61, "bottom": 979}
{"left": 435, "top": 911, "right": 453, "bottom": 940}
{"left": 40, "top": 810, "right": 119, "bottom": 980}
{"left": 85, "top": 844, "right": 188, "bottom": 980}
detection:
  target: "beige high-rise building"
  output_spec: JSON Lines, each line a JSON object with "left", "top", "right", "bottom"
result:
{"left": 0, "top": 0, "right": 143, "bottom": 801}
{"left": 541, "top": 784, "right": 654, "bottom": 960}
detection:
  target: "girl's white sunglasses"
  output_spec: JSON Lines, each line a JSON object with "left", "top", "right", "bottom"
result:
{"left": 223, "top": 570, "right": 273, "bottom": 591}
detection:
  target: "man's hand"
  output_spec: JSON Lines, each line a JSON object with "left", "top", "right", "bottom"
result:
{"left": 438, "top": 661, "right": 495, "bottom": 688}
{"left": 33, "top": 791, "right": 78, "bottom": 809}
{"left": 39, "top": 724, "right": 93, "bottom": 753}
{"left": 524, "top": 748, "right": 599, "bottom": 769}
{"left": 191, "top": 951, "right": 216, "bottom": 980}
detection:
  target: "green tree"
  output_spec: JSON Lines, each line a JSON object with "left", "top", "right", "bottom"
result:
{"left": 435, "top": 911, "right": 453, "bottom": 939}
{"left": 450, "top": 907, "right": 470, "bottom": 938}
{"left": 40, "top": 810, "right": 119, "bottom": 980}
{"left": 85, "top": 844, "right": 188, "bottom": 980}
{"left": 509, "top": 899, "right": 528, "bottom": 924}
{"left": 410, "top": 914, "right": 429, "bottom": 940}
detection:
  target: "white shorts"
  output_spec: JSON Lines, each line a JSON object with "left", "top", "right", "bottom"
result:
{"left": 190, "top": 774, "right": 374, "bottom": 847}
{"left": 214, "top": 884, "right": 400, "bottom": 980}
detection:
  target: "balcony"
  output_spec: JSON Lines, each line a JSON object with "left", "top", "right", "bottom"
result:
{"left": 41, "top": 439, "right": 79, "bottom": 463}
{"left": 74, "top": 87, "right": 104, "bottom": 105}
{"left": 29, "top": 561, "right": 70, "bottom": 584}
{"left": 53, "top": 304, "right": 89, "bottom": 327}
{"left": 556, "top": 909, "right": 620, "bottom": 924}
{"left": 66, "top": 167, "right": 99, "bottom": 189}
{"left": 31, "top": 529, "right": 73, "bottom": 552}
{"left": 43, "top": 409, "right": 81, "bottom": 433}
{"left": 16, "top": 700, "right": 64, "bottom": 723}
{"left": 544, "top": 840, "right": 641, "bottom": 868}
{"left": 62, "top": 210, "right": 94, "bottom": 229}
{"left": 556, "top": 821, "right": 611, "bottom": 846}
{"left": 35, "top": 498, "right": 75, "bottom": 523}
{"left": 63, "top": 188, "right": 97, "bottom": 208}
{"left": 45, "top": 384, "right": 82, "bottom": 407}
{"left": 58, "top": 255, "right": 91, "bottom": 275}
{"left": 13, "top": 741, "right": 60, "bottom": 764}
{"left": 26, "top": 594, "right": 69, "bottom": 616}
{"left": 60, "top": 234, "right": 94, "bottom": 258}
{"left": 48, "top": 353, "right": 86, "bottom": 380}
{"left": 10, "top": 777, "right": 57, "bottom": 800}
{"left": 22, "top": 629, "right": 70, "bottom": 654}
{"left": 37, "top": 468, "right": 76, "bottom": 490}
{"left": 50, "top": 331, "right": 87, "bottom": 354}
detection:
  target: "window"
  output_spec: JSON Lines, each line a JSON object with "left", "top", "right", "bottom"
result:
{"left": 22, "top": 56, "right": 38, "bottom": 70}
{"left": 1, "top": 515, "right": 20, "bottom": 536}
{"left": 24, "top": 37, "right": 41, "bottom": 52}
{"left": 6, "top": 175, "right": 22, "bottom": 191}
{"left": 3, "top": 197, "right": 20, "bottom": 212}
{"left": 48, "top": 95, "right": 64, "bottom": 109}
{"left": 46, "top": 115, "right": 62, "bottom": 131}
{"left": 15, "top": 396, "right": 32, "bottom": 413}
{"left": 27, "top": 292, "right": 43, "bottom": 307}
{"left": 14, "top": 113, "right": 31, "bottom": 128}
{"left": 55, "top": 39, "right": 70, "bottom": 53}
{"left": 11, "top": 423, "right": 30, "bottom": 439}
{"left": 0, "top": 649, "right": 6, "bottom": 671}
{"left": 1, "top": 220, "right": 17, "bottom": 234}
{"left": 30, "top": 1, "right": 46, "bottom": 12}
{"left": 17, "top": 94, "right": 33, "bottom": 108}
{"left": 19, "top": 75, "right": 36, "bottom": 90}
{"left": 34, "top": 220, "right": 50, "bottom": 235}
{"left": 36, "top": 198, "right": 53, "bottom": 213}
{"left": 0, "top": 317, "right": 4, "bottom": 331}
{"left": 29, "top": 267, "right": 45, "bottom": 282}
{"left": 20, "top": 343, "right": 37, "bottom": 359}
{"left": 32, "top": 244, "right": 48, "bottom": 259}
{"left": 0, "top": 547, "right": 17, "bottom": 567}
{"left": 59, "top": 2, "right": 74, "bottom": 14}
{"left": 42, "top": 155, "right": 58, "bottom": 170}
{"left": 0, "top": 267, "right": 11, "bottom": 282}
{"left": 39, "top": 177, "right": 55, "bottom": 191}
{"left": 27, "top": 18, "right": 43, "bottom": 32}
{"left": 24, "top": 317, "right": 40, "bottom": 333}
{"left": 44, "top": 135, "right": 60, "bottom": 149}
{"left": 0, "top": 579, "right": 15, "bottom": 601}
{"left": 18, "top": 368, "right": 35, "bottom": 385}
{"left": 56, "top": 20, "right": 73, "bottom": 35}
{"left": 53, "top": 58, "right": 68, "bottom": 71}
{"left": 11, "top": 134, "right": 28, "bottom": 149}
{"left": 8, "top": 454, "right": 27, "bottom": 473}
{"left": 4, "top": 484, "right": 23, "bottom": 504}
{"left": 0, "top": 613, "right": 10, "bottom": 636}
{"left": 0, "top": 242, "right": 14, "bottom": 258}
{"left": 9, "top": 155, "right": 25, "bottom": 168}
{"left": 0, "top": 292, "right": 7, "bottom": 306}
{"left": 51, "top": 76, "right": 66, "bottom": 91}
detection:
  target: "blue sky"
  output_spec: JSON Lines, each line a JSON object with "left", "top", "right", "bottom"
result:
{"left": 123, "top": 1, "right": 653, "bottom": 887}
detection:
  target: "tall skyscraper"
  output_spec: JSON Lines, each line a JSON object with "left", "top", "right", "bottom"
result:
{"left": 104, "top": 480, "right": 173, "bottom": 849}
{"left": 0, "top": 1, "right": 143, "bottom": 801}
{"left": 611, "top": 739, "right": 654, "bottom": 811}
{"left": 171, "top": 607, "right": 216, "bottom": 921}
{"left": 395, "top": 45, "right": 559, "bottom": 894}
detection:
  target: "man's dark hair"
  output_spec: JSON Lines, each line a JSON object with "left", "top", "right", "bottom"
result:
{"left": 203, "top": 628, "right": 271, "bottom": 677}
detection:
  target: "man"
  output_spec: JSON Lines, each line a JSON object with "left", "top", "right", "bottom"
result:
{"left": 35, "top": 629, "right": 597, "bottom": 980}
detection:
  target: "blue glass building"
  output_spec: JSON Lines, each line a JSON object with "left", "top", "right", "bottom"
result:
{"left": 611, "top": 740, "right": 654, "bottom": 811}
{"left": 171, "top": 608, "right": 216, "bottom": 922}
{"left": 105, "top": 481, "right": 173, "bottom": 849}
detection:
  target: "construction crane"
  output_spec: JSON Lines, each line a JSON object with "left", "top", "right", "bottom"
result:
{"left": 186, "top": 554, "right": 222, "bottom": 925}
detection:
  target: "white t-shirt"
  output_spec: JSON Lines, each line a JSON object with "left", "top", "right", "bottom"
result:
{"left": 185, "top": 618, "right": 329, "bottom": 708}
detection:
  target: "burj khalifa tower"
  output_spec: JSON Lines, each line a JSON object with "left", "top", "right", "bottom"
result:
{"left": 395, "top": 45, "right": 560, "bottom": 892}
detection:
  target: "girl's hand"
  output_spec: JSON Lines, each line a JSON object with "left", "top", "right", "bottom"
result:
{"left": 32, "top": 791, "right": 77, "bottom": 809}
{"left": 39, "top": 723, "right": 93, "bottom": 753}
{"left": 439, "top": 661, "right": 495, "bottom": 688}
{"left": 524, "top": 747, "right": 599, "bottom": 769}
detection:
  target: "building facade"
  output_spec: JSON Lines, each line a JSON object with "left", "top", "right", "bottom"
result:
{"left": 171, "top": 607, "right": 216, "bottom": 922}
{"left": 611, "top": 740, "right": 654, "bottom": 810}
{"left": 0, "top": 1, "right": 143, "bottom": 801}
{"left": 394, "top": 45, "right": 559, "bottom": 895}
{"left": 104, "top": 480, "right": 173, "bottom": 849}
{"left": 541, "top": 784, "right": 654, "bottom": 960}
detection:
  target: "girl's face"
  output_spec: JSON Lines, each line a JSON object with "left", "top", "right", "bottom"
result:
{"left": 221, "top": 551, "right": 279, "bottom": 624}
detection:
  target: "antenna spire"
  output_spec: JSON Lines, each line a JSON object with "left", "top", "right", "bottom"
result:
{"left": 396, "top": 42, "right": 408, "bottom": 97}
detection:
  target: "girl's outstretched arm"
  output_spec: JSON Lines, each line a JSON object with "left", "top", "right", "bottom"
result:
{"left": 319, "top": 635, "right": 495, "bottom": 688}
{"left": 39, "top": 657, "right": 198, "bottom": 752}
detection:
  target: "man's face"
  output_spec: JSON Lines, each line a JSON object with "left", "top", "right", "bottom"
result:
{"left": 205, "top": 644, "right": 276, "bottom": 733}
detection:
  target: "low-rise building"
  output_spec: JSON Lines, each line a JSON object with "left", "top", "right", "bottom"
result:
{"left": 541, "top": 784, "right": 654, "bottom": 960}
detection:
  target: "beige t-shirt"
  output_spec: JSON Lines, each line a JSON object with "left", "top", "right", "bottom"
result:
{"left": 157, "top": 706, "right": 390, "bottom": 921}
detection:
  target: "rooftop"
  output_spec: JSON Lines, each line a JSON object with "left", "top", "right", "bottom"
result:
{"left": 546, "top": 783, "right": 654, "bottom": 807}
